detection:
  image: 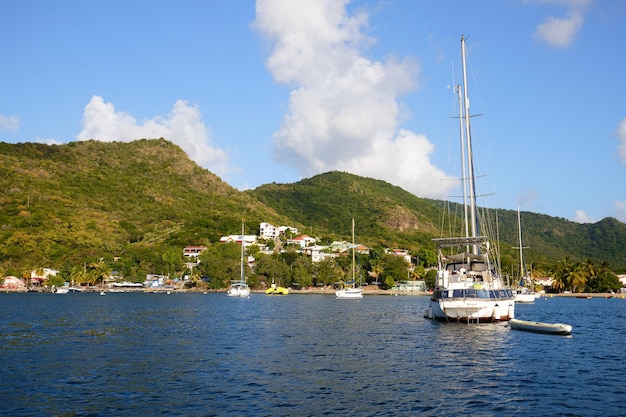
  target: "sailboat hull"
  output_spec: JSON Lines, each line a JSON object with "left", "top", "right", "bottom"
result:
{"left": 514, "top": 292, "right": 536, "bottom": 303}
{"left": 335, "top": 288, "right": 363, "bottom": 299}
{"left": 427, "top": 297, "right": 514, "bottom": 323}
{"left": 227, "top": 283, "right": 250, "bottom": 297}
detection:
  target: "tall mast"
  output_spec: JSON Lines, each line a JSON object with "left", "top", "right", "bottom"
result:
{"left": 456, "top": 85, "right": 469, "bottom": 239}
{"left": 352, "top": 218, "right": 356, "bottom": 286}
{"left": 240, "top": 220, "right": 245, "bottom": 282}
{"left": 517, "top": 206, "right": 524, "bottom": 278}
{"left": 461, "top": 35, "right": 478, "bottom": 251}
{"left": 515, "top": 203, "right": 529, "bottom": 279}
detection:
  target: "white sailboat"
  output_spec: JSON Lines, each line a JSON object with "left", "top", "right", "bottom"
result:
{"left": 514, "top": 203, "right": 536, "bottom": 303}
{"left": 336, "top": 218, "right": 363, "bottom": 299}
{"left": 227, "top": 221, "right": 251, "bottom": 298}
{"left": 425, "top": 36, "right": 515, "bottom": 323}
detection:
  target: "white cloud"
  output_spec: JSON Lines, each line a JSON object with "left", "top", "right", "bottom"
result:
{"left": 617, "top": 118, "right": 626, "bottom": 164}
{"left": 253, "top": 0, "right": 453, "bottom": 199}
{"left": 531, "top": 0, "right": 593, "bottom": 47}
{"left": 573, "top": 209, "right": 594, "bottom": 223}
{"left": 76, "top": 96, "right": 233, "bottom": 178}
{"left": 615, "top": 201, "right": 626, "bottom": 223}
{"left": 0, "top": 114, "right": 20, "bottom": 131}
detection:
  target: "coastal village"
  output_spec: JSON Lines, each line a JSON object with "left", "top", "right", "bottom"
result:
{"left": 3, "top": 220, "right": 626, "bottom": 296}
{"left": 1, "top": 221, "right": 425, "bottom": 293}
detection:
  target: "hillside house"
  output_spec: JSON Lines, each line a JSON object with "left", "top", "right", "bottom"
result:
{"left": 183, "top": 246, "right": 206, "bottom": 258}
{"left": 288, "top": 235, "right": 317, "bottom": 248}
{"left": 219, "top": 234, "right": 258, "bottom": 248}
{"left": 259, "top": 222, "right": 299, "bottom": 239}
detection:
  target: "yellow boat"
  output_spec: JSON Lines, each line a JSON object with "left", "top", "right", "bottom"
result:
{"left": 265, "top": 285, "right": 289, "bottom": 295}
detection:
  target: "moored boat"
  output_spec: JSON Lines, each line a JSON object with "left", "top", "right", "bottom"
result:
{"left": 336, "top": 218, "right": 363, "bottom": 299}
{"left": 426, "top": 36, "right": 515, "bottom": 323}
{"left": 513, "top": 203, "right": 537, "bottom": 303}
{"left": 227, "top": 220, "right": 251, "bottom": 298}
{"left": 509, "top": 318, "right": 572, "bottom": 335}
{"left": 266, "top": 284, "right": 289, "bottom": 295}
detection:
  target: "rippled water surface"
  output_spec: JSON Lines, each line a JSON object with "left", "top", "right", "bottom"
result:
{"left": 1, "top": 292, "right": 624, "bottom": 416}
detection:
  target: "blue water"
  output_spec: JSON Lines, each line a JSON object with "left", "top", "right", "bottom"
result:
{"left": 1, "top": 293, "right": 624, "bottom": 416}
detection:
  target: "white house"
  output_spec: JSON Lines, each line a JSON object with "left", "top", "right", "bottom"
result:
{"left": 259, "top": 222, "right": 278, "bottom": 239}
{"left": 289, "top": 235, "right": 316, "bottom": 248}
{"left": 183, "top": 246, "right": 206, "bottom": 257}
{"left": 259, "top": 222, "right": 299, "bottom": 239}
{"left": 219, "top": 234, "right": 258, "bottom": 247}
{"left": 302, "top": 245, "right": 337, "bottom": 263}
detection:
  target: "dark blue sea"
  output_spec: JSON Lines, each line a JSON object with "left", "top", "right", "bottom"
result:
{"left": 1, "top": 292, "right": 624, "bottom": 416}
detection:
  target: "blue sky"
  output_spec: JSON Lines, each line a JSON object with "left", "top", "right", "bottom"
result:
{"left": 2, "top": 0, "right": 625, "bottom": 223}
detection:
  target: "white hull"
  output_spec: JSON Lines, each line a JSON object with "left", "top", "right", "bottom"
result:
{"left": 336, "top": 288, "right": 363, "bottom": 299}
{"left": 227, "top": 283, "right": 250, "bottom": 297}
{"left": 55, "top": 288, "right": 69, "bottom": 294}
{"left": 427, "top": 297, "right": 514, "bottom": 322}
{"left": 514, "top": 292, "right": 536, "bottom": 303}
{"left": 509, "top": 318, "right": 572, "bottom": 335}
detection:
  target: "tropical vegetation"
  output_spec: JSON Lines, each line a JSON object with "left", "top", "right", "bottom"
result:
{"left": 0, "top": 139, "right": 623, "bottom": 292}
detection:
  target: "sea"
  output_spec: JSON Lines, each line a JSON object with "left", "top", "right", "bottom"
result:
{"left": 1, "top": 292, "right": 624, "bottom": 416}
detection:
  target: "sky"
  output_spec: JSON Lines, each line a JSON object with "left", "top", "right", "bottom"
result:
{"left": 1, "top": 0, "right": 625, "bottom": 224}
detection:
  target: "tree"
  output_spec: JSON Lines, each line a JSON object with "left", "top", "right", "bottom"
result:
{"left": 424, "top": 269, "right": 437, "bottom": 289}
{"left": 417, "top": 248, "right": 438, "bottom": 268}
{"left": 255, "top": 253, "right": 291, "bottom": 288}
{"left": 162, "top": 247, "right": 183, "bottom": 278}
{"left": 379, "top": 254, "right": 410, "bottom": 289}
{"left": 70, "top": 265, "right": 88, "bottom": 286}
{"left": 89, "top": 259, "right": 111, "bottom": 287}
{"left": 314, "top": 258, "right": 341, "bottom": 286}
{"left": 291, "top": 256, "right": 314, "bottom": 288}
{"left": 197, "top": 242, "right": 245, "bottom": 290}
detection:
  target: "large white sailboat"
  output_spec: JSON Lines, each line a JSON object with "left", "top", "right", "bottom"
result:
{"left": 336, "top": 218, "right": 363, "bottom": 299}
{"left": 227, "top": 221, "right": 251, "bottom": 298}
{"left": 425, "top": 36, "right": 515, "bottom": 323}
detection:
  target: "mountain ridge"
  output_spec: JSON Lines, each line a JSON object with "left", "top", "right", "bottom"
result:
{"left": 0, "top": 139, "right": 624, "bottom": 276}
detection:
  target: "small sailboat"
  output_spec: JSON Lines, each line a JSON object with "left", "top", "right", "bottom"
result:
{"left": 425, "top": 36, "right": 515, "bottom": 323}
{"left": 514, "top": 204, "right": 536, "bottom": 303}
{"left": 227, "top": 221, "right": 251, "bottom": 298}
{"left": 336, "top": 218, "right": 363, "bottom": 299}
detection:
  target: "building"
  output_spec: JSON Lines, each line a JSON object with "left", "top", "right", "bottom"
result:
{"left": 259, "top": 222, "right": 299, "bottom": 239}
{"left": 183, "top": 246, "right": 207, "bottom": 258}
{"left": 1, "top": 276, "right": 26, "bottom": 290}
{"left": 219, "top": 234, "right": 258, "bottom": 247}
{"left": 392, "top": 280, "right": 427, "bottom": 292}
{"left": 288, "top": 235, "right": 317, "bottom": 248}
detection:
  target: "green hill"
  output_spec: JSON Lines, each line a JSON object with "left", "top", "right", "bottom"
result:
{"left": 0, "top": 139, "right": 624, "bottom": 279}
{"left": 248, "top": 172, "right": 626, "bottom": 272}
{"left": 0, "top": 139, "right": 291, "bottom": 277}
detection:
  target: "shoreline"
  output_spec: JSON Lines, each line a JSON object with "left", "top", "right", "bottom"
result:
{"left": 2, "top": 287, "right": 623, "bottom": 298}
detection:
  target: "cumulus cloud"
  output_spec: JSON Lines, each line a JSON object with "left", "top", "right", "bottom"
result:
{"left": 531, "top": 0, "right": 593, "bottom": 47}
{"left": 76, "top": 96, "right": 233, "bottom": 177}
{"left": 0, "top": 114, "right": 20, "bottom": 131}
{"left": 617, "top": 118, "right": 626, "bottom": 164}
{"left": 573, "top": 209, "right": 595, "bottom": 223}
{"left": 253, "top": 0, "right": 453, "bottom": 199}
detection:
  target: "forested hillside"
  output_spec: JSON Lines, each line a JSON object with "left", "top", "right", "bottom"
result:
{"left": 0, "top": 139, "right": 624, "bottom": 282}
{"left": 0, "top": 139, "right": 291, "bottom": 278}
{"left": 248, "top": 172, "right": 626, "bottom": 273}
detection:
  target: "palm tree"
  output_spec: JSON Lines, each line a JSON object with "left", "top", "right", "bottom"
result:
{"left": 569, "top": 265, "right": 588, "bottom": 293}
{"left": 371, "top": 263, "right": 384, "bottom": 285}
{"left": 70, "top": 265, "right": 88, "bottom": 286}
{"left": 89, "top": 259, "right": 111, "bottom": 288}
{"left": 553, "top": 257, "right": 574, "bottom": 293}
